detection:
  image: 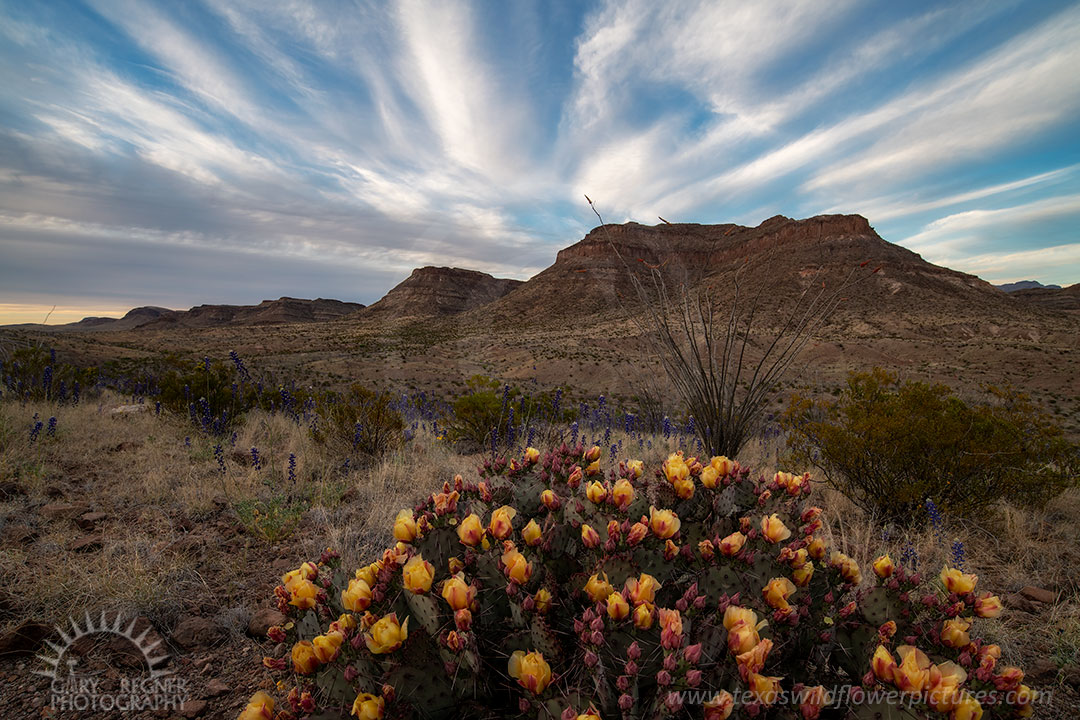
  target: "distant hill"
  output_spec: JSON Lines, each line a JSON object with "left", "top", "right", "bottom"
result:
{"left": 361, "top": 267, "right": 523, "bottom": 319}
{"left": 7, "top": 298, "right": 364, "bottom": 332}
{"left": 1008, "top": 283, "right": 1080, "bottom": 312}
{"left": 996, "top": 280, "right": 1062, "bottom": 292}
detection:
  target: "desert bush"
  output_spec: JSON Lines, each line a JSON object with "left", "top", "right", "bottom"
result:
{"left": 780, "top": 368, "right": 1078, "bottom": 523}
{"left": 318, "top": 383, "right": 406, "bottom": 459}
{"left": 0, "top": 345, "right": 98, "bottom": 404}
{"left": 446, "top": 375, "right": 567, "bottom": 453}
{"left": 251, "top": 444, "right": 1036, "bottom": 719}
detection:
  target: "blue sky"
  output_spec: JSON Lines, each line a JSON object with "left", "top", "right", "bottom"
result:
{"left": 1, "top": 0, "right": 1079, "bottom": 323}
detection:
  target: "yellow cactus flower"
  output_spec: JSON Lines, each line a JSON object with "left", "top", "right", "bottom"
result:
{"left": 711, "top": 456, "right": 735, "bottom": 476}
{"left": 699, "top": 465, "right": 719, "bottom": 488}
{"left": 457, "top": 513, "right": 485, "bottom": 546}
{"left": 748, "top": 672, "right": 783, "bottom": 705}
{"left": 489, "top": 505, "right": 517, "bottom": 540}
{"left": 584, "top": 572, "right": 614, "bottom": 602}
{"left": 534, "top": 588, "right": 552, "bottom": 613}
{"left": 237, "top": 691, "right": 275, "bottom": 720}
{"left": 441, "top": 575, "right": 475, "bottom": 611}
{"left": 624, "top": 573, "right": 660, "bottom": 606}
{"left": 576, "top": 709, "right": 601, "bottom": 720}
{"left": 502, "top": 547, "right": 533, "bottom": 584}
{"left": 508, "top": 650, "right": 551, "bottom": 694}
{"left": 649, "top": 506, "right": 681, "bottom": 539}
{"left": 723, "top": 605, "right": 759, "bottom": 631}
{"left": 541, "top": 489, "right": 560, "bottom": 509}
{"left": 718, "top": 531, "right": 747, "bottom": 556}
{"left": 760, "top": 514, "right": 792, "bottom": 543}
{"left": 342, "top": 577, "right": 373, "bottom": 612}
{"left": 974, "top": 592, "right": 1003, "bottom": 618}
{"left": 291, "top": 640, "right": 320, "bottom": 675}
{"left": 829, "top": 551, "right": 862, "bottom": 585}
{"left": 736, "top": 638, "right": 774, "bottom": 675}
{"left": 522, "top": 518, "right": 542, "bottom": 546}
{"left": 892, "top": 645, "right": 931, "bottom": 693}
{"left": 632, "top": 601, "right": 655, "bottom": 629}
{"left": 355, "top": 561, "right": 380, "bottom": 587}
{"left": 393, "top": 509, "right": 418, "bottom": 543}
{"left": 762, "top": 577, "right": 797, "bottom": 612}
{"left": 607, "top": 591, "right": 630, "bottom": 620}
{"left": 448, "top": 557, "right": 465, "bottom": 574}
{"left": 672, "top": 476, "right": 695, "bottom": 499}
{"left": 872, "top": 554, "right": 894, "bottom": 579}
{"left": 626, "top": 521, "right": 649, "bottom": 545}
{"left": 611, "top": 478, "right": 635, "bottom": 510}
{"left": 872, "top": 645, "right": 897, "bottom": 681}
{"left": 807, "top": 537, "right": 826, "bottom": 560}
{"left": 402, "top": 555, "right": 435, "bottom": 594}
{"left": 351, "top": 692, "right": 384, "bottom": 720}
{"left": 703, "top": 689, "right": 734, "bottom": 720}
{"left": 941, "top": 617, "right": 971, "bottom": 649}
{"left": 365, "top": 613, "right": 408, "bottom": 654}
{"left": 524, "top": 447, "right": 540, "bottom": 464}
{"left": 926, "top": 661, "right": 967, "bottom": 712}
{"left": 312, "top": 631, "right": 344, "bottom": 663}
{"left": 940, "top": 566, "right": 978, "bottom": 595}
{"left": 584, "top": 445, "right": 602, "bottom": 462}
{"left": 287, "top": 578, "right": 319, "bottom": 610}
{"left": 586, "top": 481, "right": 607, "bottom": 504}
{"left": 580, "top": 523, "right": 601, "bottom": 548}
{"left": 627, "top": 459, "right": 644, "bottom": 477}
{"left": 585, "top": 459, "right": 601, "bottom": 476}
{"left": 663, "top": 452, "right": 690, "bottom": 483}
{"left": 952, "top": 691, "right": 983, "bottom": 720}
{"left": 792, "top": 562, "right": 814, "bottom": 587}
{"left": 726, "top": 619, "right": 759, "bottom": 654}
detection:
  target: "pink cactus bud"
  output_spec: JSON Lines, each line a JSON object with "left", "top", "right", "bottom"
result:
{"left": 898, "top": 592, "right": 909, "bottom": 603}
{"left": 585, "top": 650, "right": 599, "bottom": 668}
{"left": 904, "top": 635, "right": 917, "bottom": 645}
{"left": 561, "top": 707, "right": 575, "bottom": 720}
{"left": 686, "top": 669, "right": 702, "bottom": 687}
{"left": 444, "top": 661, "right": 457, "bottom": 675}
{"left": 656, "top": 670, "right": 672, "bottom": 686}
{"left": 684, "top": 643, "right": 702, "bottom": 664}
{"left": 664, "top": 691, "right": 683, "bottom": 713}
{"left": 619, "top": 694, "right": 634, "bottom": 711}
{"left": 506, "top": 583, "right": 518, "bottom": 598}
{"left": 675, "top": 598, "right": 688, "bottom": 612}
{"left": 625, "top": 660, "right": 639, "bottom": 676}
{"left": 862, "top": 670, "right": 875, "bottom": 687}
{"left": 663, "top": 653, "right": 677, "bottom": 671}
{"left": 824, "top": 592, "right": 834, "bottom": 604}
{"left": 590, "top": 630, "right": 604, "bottom": 645}
{"left": 522, "top": 595, "right": 535, "bottom": 612}
{"left": 888, "top": 578, "right": 900, "bottom": 590}
{"left": 959, "top": 651, "right": 972, "bottom": 667}
{"left": 582, "top": 608, "right": 596, "bottom": 622}
{"left": 693, "top": 595, "right": 706, "bottom": 609}
{"left": 344, "top": 664, "right": 358, "bottom": 682}
{"left": 909, "top": 573, "right": 921, "bottom": 584}
{"left": 590, "top": 616, "right": 604, "bottom": 632}
{"left": 819, "top": 631, "right": 833, "bottom": 642}
{"left": 627, "top": 641, "right": 642, "bottom": 660}
{"left": 616, "top": 675, "right": 630, "bottom": 692}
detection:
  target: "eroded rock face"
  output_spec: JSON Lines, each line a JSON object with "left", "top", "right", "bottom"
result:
{"left": 363, "top": 267, "right": 524, "bottom": 319}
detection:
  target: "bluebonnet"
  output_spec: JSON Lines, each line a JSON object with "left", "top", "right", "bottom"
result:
{"left": 213, "top": 444, "right": 226, "bottom": 474}
{"left": 951, "top": 540, "right": 966, "bottom": 570}
{"left": 29, "top": 415, "right": 43, "bottom": 443}
{"left": 46, "top": 416, "right": 56, "bottom": 437}
{"left": 251, "top": 447, "right": 262, "bottom": 470}
{"left": 288, "top": 453, "right": 297, "bottom": 483}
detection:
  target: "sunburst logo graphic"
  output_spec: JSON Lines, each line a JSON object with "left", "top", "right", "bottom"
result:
{"left": 33, "top": 611, "right": 187, "bottom": 713}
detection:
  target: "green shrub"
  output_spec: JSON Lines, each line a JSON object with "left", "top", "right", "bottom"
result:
{"left": 780, "top": 368, "right": 1078, "bottom": 522}
{"left": 1, "top": 346, "right": 99, "bottom": 403}
{"left": 319, "top": 383, "right": 405, "bottom": 458}
{"left": 447, "top": 375, "right": 567, "bottom": 452}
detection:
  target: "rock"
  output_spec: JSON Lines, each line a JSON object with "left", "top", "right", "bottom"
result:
{"left": 0, "top": 523, "right": 38, "bottom": 546}
{"left": 0, "top": 620, "right": 51, "bottom": 655}
{"left": 76, "top": 511, "right": 108, "bottom": 531}
{"left": 170, "top": 617, "right": 226, "bottom": 651}
{"left": 40, "top": 502, "right": 91, "bottom": 520}
{"left": 0, "top": 481, "right": 24, "bottom": 500}
{"left": 205, "top": 679, "right": 230, "bottom": 697}
{"left": 1064, "top": 664, "right": 1080, "bottom": 689}
{"left": 1027, "top": 657, "right": 1059, "bottom": 683}
{"left": 109, "top": 404, "right": 150, "bottom": 416}
{"left": 363, "top": 266, "right": 524, "bottom": 319}
{"left": 247, "top": 608, "right": 287, "bottom": 638}
{"left": 1020, "top": 586, "right": 1056, "bottom": 604}
{"left": 69, "top": 535, "right": 103, "bottom": 553}
{"left": 178, "top": 699, "right": 208, "bottom": 718}
{"left": 1006, "top": 593, "right": 1039, "bottom": 613}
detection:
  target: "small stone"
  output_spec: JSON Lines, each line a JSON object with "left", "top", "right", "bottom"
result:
{"left": 1, "top": 523, "right": 38, "bottom": 546}
{"left": 1006, "top": 593, "right": 1039, "bottom": 613}
{"left": 205, "top": 679, "right": 229, "bottom": 697}
{"left": 1063, "top": 664, "right": 1080, "bottom": 689}
{"left": 247, "top": 608, "right": 287, "bottom": 638}
{"left": 1027, "top": 658, "right": 1059, "bottom": 683}
{"left": 0, "top": 620, "right": 51, "bottom": 655}
{"left": 69, "top": 535, "right": 103, "bottom": 553}
{"left": 170, "top": 617, "right": 226, "bottom": 652}
{"left": 76, "top": 512, "right": 108, "bottom": 531}
{"left": 1019, "top": 586, "right": 1056, "bottom": 604}
{"left": 40, "top": 502, "right": 91, "bottom": 520}
{"left": 178, "top": 699, "right": 207, "bottom": 718}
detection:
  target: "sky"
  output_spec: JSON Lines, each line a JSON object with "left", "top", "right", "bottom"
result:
{"left": 1, "top": 0, "right": 1079, "bottom": 324}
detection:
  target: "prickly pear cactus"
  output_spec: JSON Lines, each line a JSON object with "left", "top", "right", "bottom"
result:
{"left": 253, "top": 446, "right": 1035, "bottom": 720}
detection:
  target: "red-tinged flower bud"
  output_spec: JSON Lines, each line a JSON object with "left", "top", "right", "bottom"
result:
{"left": 573, "top": 619, "right": 584, "bottom": 633}
{"left": 455, "top": 608, "right": 472, "bottom": 631}
{"left": 739, "top": 516, "right": 752, "bottom": 534}
{"left": 590, "top": 616, "right": 604, "bottom": 632}
{"left": 625, "top": 660, "right": 639, "bottom": 675}
{"left": 627, "top": 641, "right": 642, "bottom": 660}
{"left": 675, "top": 598, "right": 688, "bottom": 612}
{"left": 904, "top": 636, "right": 917, "bottom": 645}
{"left": 819, "top": 631, "right": 833, "bottom": 642}
{"left": 567, "top": 465, "right": 583, "bottom": 488}
{"left": 561, "top": 707, "right": 576, "bottom": 720}
{"left": 684, "top": 643, "right": 702, "bottom": 664}
{"left": 656, "top": 670, "right": 672, "bottom": 686}
{"left": 664, "top": 539, "right": 679, "bottom": 560}
{"left": 687, "top": 669, "right": 702, "bottom": 687}
{"left": 585, "top": 650, "right": 598, "bottom": 667}
{"left": 694, "top": 595, "right": 707, "bottom": 609}
{"left": 619, "top": 694, "right": 634, "bottom": 711}
{"left": 824, "top": 592, "right": 834, "bottom": 604}
{"left": 838, "top": 601, "right": 856, "bottom": 618}
{"left": 663, "top": 653, "right": 677, "bottom": 671}
{"left": 959, "top": 651, "right": 972, "bottom": 667}
{"left": 519, "top": 697, "right": 531, "bottom": 713}
{"left": 909, "top": 573, "right": 921, "bottom": 585}
{"left": 604, "top": 538, "right": 617, "bottom": 553}
{"left": 262, "top": 656, "right": 286, "bottom": 670}
{"left": 522, "top": 594, "right": 535, "bottom": 611}
{"left": 590, "top": 630, "right": 603, "bottom": 645}
{"left": 757, "top": 490, "right": 772, "bottom": 505}
{"left": 626, "top": 522, "right": 649, "bottom": 545}
{"left": 898, "top": 592, "right": 910, "bottom": 604}
{"left": 267, "top": 625, "right": 286, "bottom": 643}
{"left": 506, "top": 583, "right": 518, "bottom": 597}
{"left": 299, "top": 692, "right": 316, "bottom": 714}
{"left": 344, "top": 664, "right": 358, "bottom": 682}
{"left": 664, "top": 691, "right": 683, "bottom": 713}
{"left": 862, "top": 670, "right": 876, "bottom": 687}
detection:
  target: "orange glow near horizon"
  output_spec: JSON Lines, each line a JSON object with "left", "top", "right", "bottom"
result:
{"left": 0, "top": 303, "right": 167, "bottom": 326}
